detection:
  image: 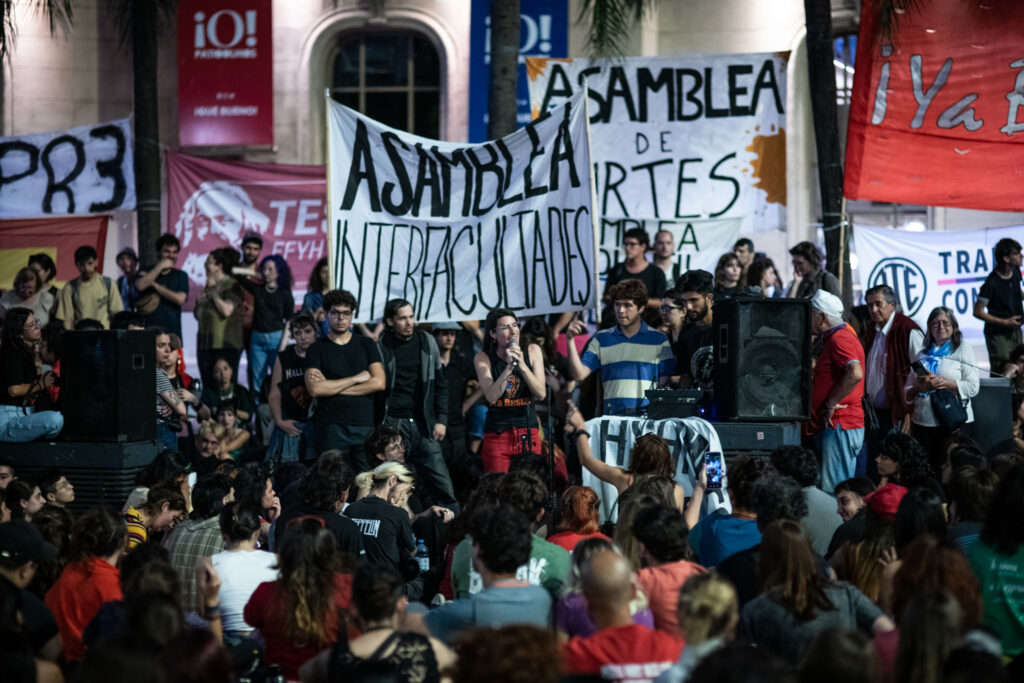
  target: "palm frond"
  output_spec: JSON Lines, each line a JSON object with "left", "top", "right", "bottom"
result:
{"left": 873, "top": 0, "right": 926, "bottom": 46}
{"left": 577, "top": 0, "right": 655, "bottom": 58}
{"left": 2, "top": 0, "right": 74, "bottom": 63}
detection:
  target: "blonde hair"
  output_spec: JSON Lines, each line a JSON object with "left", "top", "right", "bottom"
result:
{"left": 197, "top": 420, "right": 226, "bottom": 442}
{"left": 360, "top": 462, "right": 414, "bottom": 492}
{"left": 677, "top": 572, "right": 739, "bottom": 644}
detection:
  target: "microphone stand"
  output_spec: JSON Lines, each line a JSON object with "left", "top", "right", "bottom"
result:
{"left": 545, "top": 382, "right": 556, "bottom": 519}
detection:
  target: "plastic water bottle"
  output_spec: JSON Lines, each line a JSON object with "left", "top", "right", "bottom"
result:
{"left": 416, "top": 538, "right": 430, "bottom": 573}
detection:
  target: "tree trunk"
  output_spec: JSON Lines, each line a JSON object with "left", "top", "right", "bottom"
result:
{"left": 488, "top": 0, "right": 520, "bottom": 140}
{"left": 133, "top": 1, "right": 162, "bottom": 264}
{"left": 804, "top": 0, "right": 852, "bottom": 304}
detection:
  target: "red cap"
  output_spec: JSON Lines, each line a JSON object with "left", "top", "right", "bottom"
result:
{"left": 863, "top": 483, "right": 908, "bottom": 522}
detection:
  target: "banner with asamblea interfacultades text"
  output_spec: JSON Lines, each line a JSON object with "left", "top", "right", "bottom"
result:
{"left": 527, "top": 53, "right": 786, "bottom": 279}
{"left": 853, "top": 225, "right": 1024, "bottom": 352}
{"left": 0, "top": 118, "right": 135, "bottom": 218}
{"left": 326, "top": 89, "right": 597, "bottom": 324}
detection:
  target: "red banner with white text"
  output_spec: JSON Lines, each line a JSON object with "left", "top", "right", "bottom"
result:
{"left": 844, "top": 0, "right": 1024, "bottom": 211}
{"left": 0, "top": 216, "right": 109, "bottom": 290}
{"left": 165, "top": 152, "right": 326, "bottom": 311}
{"left": 177, "top": 0, "right": 274, "bottom": 147}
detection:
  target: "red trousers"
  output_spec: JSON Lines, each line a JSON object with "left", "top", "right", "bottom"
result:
{"left": 481, "top": 427, "right": 541, "bottom": 473}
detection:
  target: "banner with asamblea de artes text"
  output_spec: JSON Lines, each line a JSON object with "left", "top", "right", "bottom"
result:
{"left": 526, "top": 54, "right": 788, "bottom": 246}
{"left": 326, "top": 88, "right": 597, "bottom": 324}
{"left": 0, "top": 118, "right": 135, "bottom": 218}
{"left": 853, "top": 224, "right": 1024, "bottom": 350}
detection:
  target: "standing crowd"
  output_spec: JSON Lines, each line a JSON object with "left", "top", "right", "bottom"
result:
{"left": 0, "top": 230, "right": 1022, "bottom": 683}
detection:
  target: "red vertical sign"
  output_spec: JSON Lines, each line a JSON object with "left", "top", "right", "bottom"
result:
{"left": 177, "top": 0, "right": 273, "bottom": 147}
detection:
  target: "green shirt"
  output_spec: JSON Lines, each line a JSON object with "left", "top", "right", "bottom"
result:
{"left": 451, "top": 533, "right": 569, "bottom": 600}
{"left": 967, "top": 540, "right": 1024, "bottom": 656}
{"left": 194, "top": 276, "right": 243, "bottom": 349}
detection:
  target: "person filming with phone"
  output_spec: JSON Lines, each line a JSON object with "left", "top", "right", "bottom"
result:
{"left": 904, "top": 306, "right": 979, "bottom": 457}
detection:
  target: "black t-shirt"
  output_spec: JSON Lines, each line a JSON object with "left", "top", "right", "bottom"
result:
{"left": 305, "top": 335, "right": 383, "bottom": 427}
{"left": 0, "top": 346, "right": 36, "bottom": 406}
{"left": 677, "top": 322, "right": 714, "bottom": 387}
{"left": 277, "top": 346, "right": 311, "bottom": 421}
{"left": 344, "top": 495, "right": 417, "bottom": 578}
{"left": 141, "top": 267, "right": 188, "bottom": 338}
{"left": 239, "top": 280, "right": 295, "bottom": 333}
{"left": 441, "top": 349, "right": 475, "bottom": 429}
{"left": 274, "top": 502, "right": 365, "bottom": 563}
{"left": 979, "top": 269, "right": 1023, "bottom": 334}
{"left": 483, "top": 347, "right": 537, "bottom": 433}
{"left": 388, "top": 335, "right": 420, "bottom": 419}
{"left": 606, "top": 262, "right": 668, "bottom": 299}
{"left": 9, "top": 580, "right": 58, "bottom": 656}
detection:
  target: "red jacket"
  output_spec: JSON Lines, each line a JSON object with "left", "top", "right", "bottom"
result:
{"left": 862, "top": 313, "right": 921, "bottom": 422}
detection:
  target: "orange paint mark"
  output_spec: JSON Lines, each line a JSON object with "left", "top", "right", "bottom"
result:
{"left": 525, "top": 57, "right": 572, "bottom": 82}
{"left": 745, "top": 128, "right": 787, "bottom": 206}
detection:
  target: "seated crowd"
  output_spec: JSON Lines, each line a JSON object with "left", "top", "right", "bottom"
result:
{"left": 0, "top": 233, "right": 1022, "bottom": 683}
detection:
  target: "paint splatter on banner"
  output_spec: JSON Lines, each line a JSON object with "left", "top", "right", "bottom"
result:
{"left": 527, "top": 53, "right": 788, "bottom": 253}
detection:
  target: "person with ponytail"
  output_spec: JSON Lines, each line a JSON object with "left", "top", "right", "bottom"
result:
{"left": 208, "top": 502, "right": 278, "bottom": 641}
{"left": 244, "top": 518, "right": 355, "bottom": 680}
{"left": 45, "top": 507, "right": 128, "bottom": 663}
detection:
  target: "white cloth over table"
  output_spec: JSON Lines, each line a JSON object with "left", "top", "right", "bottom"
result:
{"left": 583, "top": 416, "right": 732, "bottom": 523}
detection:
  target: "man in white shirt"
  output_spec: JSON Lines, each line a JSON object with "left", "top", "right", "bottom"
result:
{"left": 862, "top": 284, "right": 923, "bottom": 481}
{"left": 653, "top": 230, "right": 680, "bottom": 290}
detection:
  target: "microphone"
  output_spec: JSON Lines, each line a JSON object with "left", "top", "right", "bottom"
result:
{"left": 508, "top": 339, "right": 519, "bottom": 369}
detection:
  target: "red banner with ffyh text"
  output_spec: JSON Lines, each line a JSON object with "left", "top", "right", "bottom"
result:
{"left": 0, "top": 216, "right": 109, "bottom": 289}
{"left": 165, "top": 152, "right": 326, "bottom": 311}
{"left": 844, "top": 1, "right": 1024, "bottom": 211}
{"left": 177, "top": 0, "right": 273, "bottom": 147}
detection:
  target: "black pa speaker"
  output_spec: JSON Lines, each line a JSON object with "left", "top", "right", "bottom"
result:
{"left": 712, "top": 298, "right": 811, "bottom": 421}
{"left": 971, "top": 377, "right": 1013, "bottom": 454}
{"left": 59, "top": 330, "right": 156, "bottom": 442}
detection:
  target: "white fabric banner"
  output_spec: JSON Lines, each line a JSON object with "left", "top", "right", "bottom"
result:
{"left": 853, "top": 225, "right": 1024, "bottom": 349}
{"left": 326, "top": 90, "right": 597, "bottom": 323}
{"left": 527, "top": 54, "right": 788, "bottom": 242}
{"left": 583, "top": 416, "right": 732, "bottom": 523}
{"left": 0, "top": 118, "right": 135, "bottom": 218}
{"left": 596, "top": 216, "right": 741, "bottom": 280}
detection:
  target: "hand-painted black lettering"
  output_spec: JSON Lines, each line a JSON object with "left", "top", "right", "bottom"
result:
{"left": 341, "top": 120, "right": 382, "bottom": 212}
{"left": 41, "top": 135, "right": 86, "bottom": 213}
{"left": 88, "top": 124, "right": 128, "bottom": 212}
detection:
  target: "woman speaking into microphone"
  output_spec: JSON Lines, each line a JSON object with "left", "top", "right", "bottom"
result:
{"left": 474, "top": 308, "right": 547, "bottom": 472}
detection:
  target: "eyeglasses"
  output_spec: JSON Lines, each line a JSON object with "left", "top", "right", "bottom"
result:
{"left": 659, "top": 305, "right": 682, "bottom": 312}
{"left": 930, "top": 320, "right": 953, "bottom": 329}
{"left": 498, "top": 322, "right": 520, "bottom": 332}
{"left": 328, "top": 309, "right": 353, "bottom": 319}
{"left": 23, "top": 320, "right": 40, "bottom": 330}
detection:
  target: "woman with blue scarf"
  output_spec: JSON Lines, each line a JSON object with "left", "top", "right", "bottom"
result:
{"left": 904, "top": 307, "right": 980, "bottom": 458}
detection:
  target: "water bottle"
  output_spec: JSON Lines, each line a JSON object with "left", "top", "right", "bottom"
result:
{"left": 416, "top": 538, "right": 430, "bottom": 573}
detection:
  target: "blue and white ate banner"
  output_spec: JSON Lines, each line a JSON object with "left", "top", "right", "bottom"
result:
{"left": 853, "top": 225, "right": 1024, "bottom": 352}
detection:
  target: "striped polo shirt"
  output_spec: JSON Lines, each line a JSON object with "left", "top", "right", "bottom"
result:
{"left": 580, "top": 321, "right": 674, "bottom": 415}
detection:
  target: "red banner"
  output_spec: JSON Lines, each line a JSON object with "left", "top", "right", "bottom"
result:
{"left": 844, "top": 1, "right": 1024, "bottom": 211}
{"left": 165, "top": 152, "right": 326, "bottom": 311}
{"left": 0, "top": 216, "right": 109, "bottom": 290}
{"left": 177, "top": 0, "right": 273, "bottom": 147}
